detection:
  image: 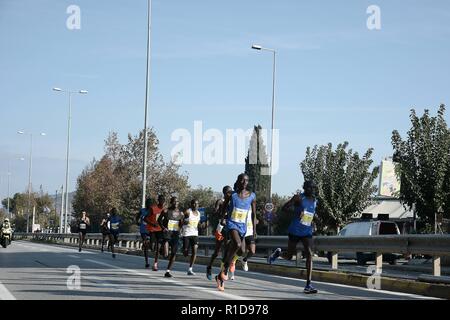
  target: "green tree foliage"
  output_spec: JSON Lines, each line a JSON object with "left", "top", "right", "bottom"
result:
{"left": 73, "top": 129, "right": 190, "bottom": 232}
{"left": 2, "top": 191, "right": 57, "bottom": 232}
{"left": 392, "top": 105, "right": 450, "bottom": 229}
{"left": 300, "top": 142, "right": 379, "bottom": 233}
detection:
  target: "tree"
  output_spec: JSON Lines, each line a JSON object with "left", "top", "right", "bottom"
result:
{"left": 73, "top": 129, "right": 190, "bottom": 232}
{"left": 2, "top": 191, "right": 57, "bottom": 232}
{"left": 392, "top": 105, "right": 450, "bottom": 230}
{"left": 300, "top": 142, "right": 379, "bottom": 233}
{"left": 245, "top": 125, "right": 271, "bottom": 201}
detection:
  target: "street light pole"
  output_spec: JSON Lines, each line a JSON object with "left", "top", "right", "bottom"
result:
{"left": 27, "top": 133, "right": 33, "bottom": 233}
{"left": 64, "top": 92, "right": 72, "bottom": 233}
{"left": 18, "top": 131, "right": 46, "bottom": 232}
{"left": 53, "top": 88, "right": 88, "bottom": 233}
{"left": 251, "top": 44, "right": 277, "bottom": 236}
{"left": 142, "top": 0, "right": 152, "bottom": 208}
{"left": 6, "top": 160, "right": 11, "bottom": 219}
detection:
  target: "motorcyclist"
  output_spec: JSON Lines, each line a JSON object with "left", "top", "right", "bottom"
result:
{"left": 1, "top": 218, "right": 11, "bottom": 232}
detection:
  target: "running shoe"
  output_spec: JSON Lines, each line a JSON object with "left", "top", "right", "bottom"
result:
{"left": 215, "top": 275, "right": 224, "bottom": 291}
{"left": 242, "top": 260, "right": 249, "bottom": 271}
{"left": 152, "top": 263, "right": 158, "bottom": 271}
{"left": 187, "top": 270, "right": 196, "bottom": 276}
{"left": 78, "top": 248, "right": 82, "bottom": 252}
{"left": 145, "top": 263, "right": 150, "bottom": 269}
{"left": 206, "top": 266, "right": 212, "bottom": 280}
{"left": 267, "top": 247, "right": 281, "bottom": 264}
{"left": 304, "top": 284, "right": 318, "bottom": 294}
{"left": 164, "top": 271, "right": 173, "bottom": 278}
{"left": 112, "top": 254, "right": 116, "bottom": 259}
{"left": 229, "top": 272, "right": 235, "bottom": 280}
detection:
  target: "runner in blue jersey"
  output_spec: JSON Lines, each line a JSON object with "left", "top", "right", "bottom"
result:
{"left": 215, "top": 173, "right": 256, "bottom": 291}
{"left": 268, "top": 180, "right": 318, "bottom": 294}
{"left": 108, "top": 207, "right": 122, "bottom": 259}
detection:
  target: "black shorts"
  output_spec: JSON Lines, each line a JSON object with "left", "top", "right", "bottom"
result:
{"left": 183, "top": 236, "right": 199, "bottom": 250}
{"left": 163, "top": 231, "right": 180, "bottom": 251}
{"left": 288, "top": 233, "right": 312, "bottom": 242}
{"left": 245, "top": 235, "right": 255, "bottom": 246}
{"left": 78, "top": 229, "right": 87, "bottom": 235}
{"left": 111, "top": 231, "right": 119, "bottom": 241}
{"left": 141, "top": 232, "right": 150, "bottom": 241}
{"left": 150, "top": 231, "right": 164, "bottom": 245}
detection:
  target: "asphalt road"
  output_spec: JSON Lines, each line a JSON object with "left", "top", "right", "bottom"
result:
{"left": 0, "top": 241, "right": 438, "bottom": 300}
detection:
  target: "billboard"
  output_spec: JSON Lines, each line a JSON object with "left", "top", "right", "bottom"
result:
{"left": 378, "top": 159, "right": 401, "bottom": 197}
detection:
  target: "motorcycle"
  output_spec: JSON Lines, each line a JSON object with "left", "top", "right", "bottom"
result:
{"left": 0, "top": 226, "right": 12, "bottom": 248}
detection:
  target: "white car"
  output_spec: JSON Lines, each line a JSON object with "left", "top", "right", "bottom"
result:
{"left": 328, "top": 220, "right": 401, "bottom": 265}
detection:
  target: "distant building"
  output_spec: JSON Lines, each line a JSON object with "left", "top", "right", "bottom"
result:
{"left": 353, "top": 158, "right": 414, "bottom": 234}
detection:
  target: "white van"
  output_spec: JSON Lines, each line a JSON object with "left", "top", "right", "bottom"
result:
{"left": 328, "top": 219, "right": 401, "bottom": 265}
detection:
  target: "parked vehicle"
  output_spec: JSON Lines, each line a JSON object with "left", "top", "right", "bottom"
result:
{"left": 327, "top": 217, "right": 402, "bottom": 265}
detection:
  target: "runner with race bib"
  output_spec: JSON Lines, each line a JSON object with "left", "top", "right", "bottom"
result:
{"left": 158, "top": 196, "right": 184, "bottom": 278}
{"left": 268, "top": 180, "right": 319, "bottom": 294}
{"left": 215, "top": 173, "right": 256, "bottom": 292}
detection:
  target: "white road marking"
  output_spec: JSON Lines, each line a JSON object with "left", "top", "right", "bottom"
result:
{"left": 0, "top": 281, "right": 16, "bottom": 300}
{"left": 244, "top": 270, "right": 439, "bottom": 300}
{"left": 84, "top": 259, "right": 248, "bottom": 300}
{"left": 15, "top": 241, "right": 439, "bottom": 300}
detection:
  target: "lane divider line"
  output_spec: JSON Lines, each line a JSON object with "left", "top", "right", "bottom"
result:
{"left": 84, "top": 259, "right": 248, "bottom": 300}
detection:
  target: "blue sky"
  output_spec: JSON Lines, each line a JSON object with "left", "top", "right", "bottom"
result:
{"left": 1, "top": 0, "right": 450, "bottom": 202}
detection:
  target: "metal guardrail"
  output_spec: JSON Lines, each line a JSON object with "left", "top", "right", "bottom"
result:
{"left": 13, "top": 232, "right": 450, "bottom": 277}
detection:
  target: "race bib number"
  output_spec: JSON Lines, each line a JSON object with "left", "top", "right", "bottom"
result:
{"left": 111, "top": 222, "right": 119, "bottom": 230}
{"left": 300, "top": 210, "right": 314, "bottom": 226}
{"left": 188, "top": 219, "right": 199, "bottom": 227}
{"left": 168, "top": 220, "right": 180, "bottom": 231}
{"left": 79, "top": 223, "right": 86, "bottom": 230}
{"left": 231, "top": 207, "right": 248, "bottom": 224}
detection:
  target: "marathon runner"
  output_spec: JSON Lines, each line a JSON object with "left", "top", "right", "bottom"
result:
{"left": 148, "top": 195, "right": 166, "bottom": 271}
{"left": 77, "top": 211, "right": 90, "bottom": 252}
{"left": 138, "top": 198, "right": 153, "bottom": 268}
{"left": 229, "top": 200, "right": 257, "bottom": 280}
{"left": 206, "top": 185, "right": 232, "bottom": 280}
{"left": 215, "top": 173, "right": 256, "bottom": 291}
{"left": 182, "top": 199, "right": 202, "bottom": 275}
{"left": 108, "top": 207, "right": 122, "bottom": 259}
{"left": 267, "top": 180, "right": 318, "bottom": 294}
{"left": 100, "top": 212, "right": 111, "bottom": 253}
{"left": 158, "top": 196, "right": 184, "bottom": 278}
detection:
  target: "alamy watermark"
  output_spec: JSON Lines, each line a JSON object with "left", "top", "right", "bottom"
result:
{"left": 170, "top": 121, "right": 279, "bottom": 175}
{"left": 367, "top": 5, "right": 381, "bottom": 30}
{"left": 66, "top": 265, "right": 81, "bottom": 290}
{"left": 66, "top": 5, "right": 81, "bottom": 30}
{"left": 366, "top": 265, "right": 381, "bottom": 290}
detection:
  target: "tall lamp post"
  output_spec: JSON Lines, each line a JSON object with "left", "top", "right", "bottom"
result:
{"left": 251, "top": 44, "right": 277, "bottom": 235}
{"left": 53, "top": 87, "right": 88, "bottom": 233}
{"left": 17, "top": 131, "right": 46, "bottom": 232}
{"left": 142, "top": 0, "right": 153, "bottom": 208}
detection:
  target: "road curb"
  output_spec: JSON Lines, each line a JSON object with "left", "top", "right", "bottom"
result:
{"left": 24, "top": 238, "right": 450, "bottom": 299}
